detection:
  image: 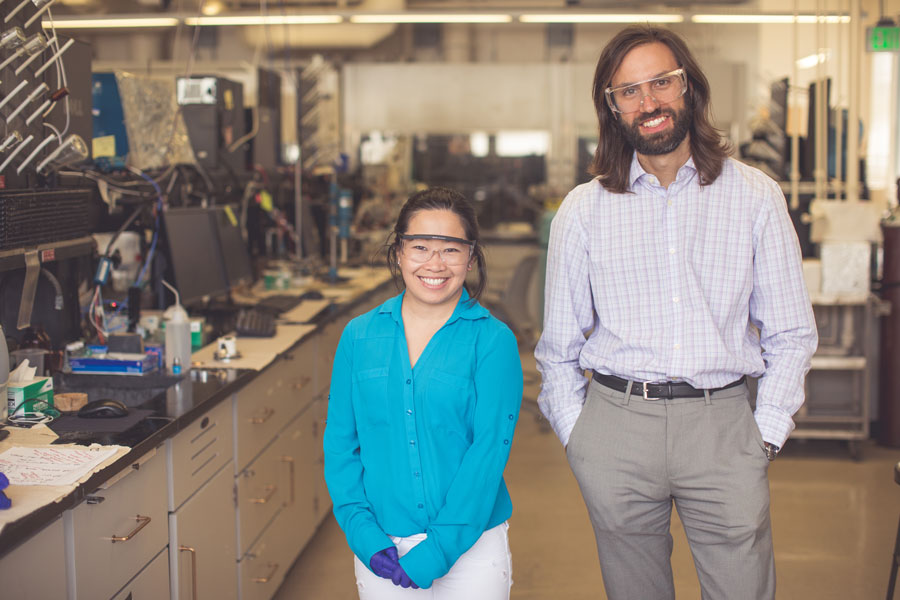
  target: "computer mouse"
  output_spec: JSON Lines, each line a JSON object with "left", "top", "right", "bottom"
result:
{"left": 301, "top": 290, "right": 325, "bottom": 300}
{"left": 78, "top": 398, "right": 129, "bottom": 419}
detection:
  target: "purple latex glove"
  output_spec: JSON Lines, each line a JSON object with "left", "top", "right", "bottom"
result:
{"left": 369, "top": 546, "right": 400, "bottom": 579}
{"left": 391, "top": 563, "right": 419, "bottom": 589}
{"left": 0, "top": 490, "right": 9, "bottom": 510}
{"left": 0, "top": 472, "right": 8, "bottom": 490}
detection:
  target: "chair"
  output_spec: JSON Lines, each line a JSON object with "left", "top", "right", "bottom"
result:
{"left": 888, "top": 461, "right": 900, "bottom": 600}
{"left": 484, "top": 253, "right": 540, "bottom": 347}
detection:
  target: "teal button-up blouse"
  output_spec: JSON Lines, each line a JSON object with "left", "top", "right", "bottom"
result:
{"left": 323, "top": 288, "right": 523, "bottom": 588}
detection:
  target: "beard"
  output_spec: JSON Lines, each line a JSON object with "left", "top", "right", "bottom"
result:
{"left": 620, "top": 103, "right": 692, "bottom": 156}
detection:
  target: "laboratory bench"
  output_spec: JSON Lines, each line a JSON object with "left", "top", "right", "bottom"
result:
{"left": 0, "top": 266, "right": 394, "bottom": 600}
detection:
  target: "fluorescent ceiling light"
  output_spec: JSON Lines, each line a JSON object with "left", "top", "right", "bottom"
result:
{"left": 519, "top": 13, "right": 683, "bottom": 23}
{"left": 350, "top": 14, "right": 512, "bottom": 24}
{"left": 692, "top": 14, "right": 850, "bottom": 24}
{"left": 186, "top": 15, "right": 343, "bottom": 25}
{"left": 796, "top": 50, "right": 830, "bottom": 69}
{"left": 43, "top": 17, "right": 179, "bottom": 29}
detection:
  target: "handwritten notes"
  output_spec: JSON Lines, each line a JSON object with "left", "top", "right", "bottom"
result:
{"left": 0, "top": 446, "right": 120, "bottom": 486}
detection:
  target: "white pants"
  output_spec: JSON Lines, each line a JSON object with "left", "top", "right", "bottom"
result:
{"left": 353, "top": 522, "right": 512, "bottom": 600}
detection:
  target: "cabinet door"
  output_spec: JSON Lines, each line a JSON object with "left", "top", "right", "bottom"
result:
{"left": 111, "top": 547, "right": 170, "bottom": 600}
{"left": 71, "top": 449, "right": 168, "bottom": 600}
{"left": 269, "top": 405, "right": 317, "bottom": 564}
{"left": 311, "top": 394, "right": 332, "bottom": 521}
{"left": 169, "top": 463, "right": 237, "bottom": 600}
{"left": 0, "top": 517, "right": 67, "bottom": 599}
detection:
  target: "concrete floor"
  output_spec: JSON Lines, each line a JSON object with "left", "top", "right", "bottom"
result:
{"left": 274, "top": 350, "right": 900, "bottom": 599}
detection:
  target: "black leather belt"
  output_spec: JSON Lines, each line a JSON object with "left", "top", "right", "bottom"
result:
{"left": 592, "top": 372, "right": 746, "bottom": 400}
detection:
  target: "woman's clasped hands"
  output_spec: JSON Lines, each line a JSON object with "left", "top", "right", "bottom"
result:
{"left": 370, "top": 547, "right": 419, "bottom": 589}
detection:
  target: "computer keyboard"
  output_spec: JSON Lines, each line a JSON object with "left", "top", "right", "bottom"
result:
{"left": 255, "top": 294, "right": 303, "bottom": 314}
{"left": 235, "top": 309, "right": 277, "bottom": 337}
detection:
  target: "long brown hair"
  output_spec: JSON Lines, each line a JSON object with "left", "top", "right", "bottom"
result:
{"left": 589, "top": 25, "right": 730, "bottom": 193}
{"left": 386, "top": 187, "right": 487, "bottom": 302}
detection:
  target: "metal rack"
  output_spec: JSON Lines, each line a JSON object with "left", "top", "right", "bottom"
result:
{"left": 793, "top": 292, "right": 884, "bottom": 459}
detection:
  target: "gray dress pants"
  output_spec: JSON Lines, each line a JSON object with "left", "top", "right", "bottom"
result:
{"left": 566, "top": 378, "right": 775, "bottom": 600}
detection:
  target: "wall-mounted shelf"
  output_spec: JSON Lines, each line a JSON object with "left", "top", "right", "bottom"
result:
{"left": 0, "top": 235, "right": 95, "bottom": 273}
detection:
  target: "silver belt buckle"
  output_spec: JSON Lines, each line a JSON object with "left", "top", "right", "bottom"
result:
{"left": 642, "top": 382, "right": 661, "bottom": 401}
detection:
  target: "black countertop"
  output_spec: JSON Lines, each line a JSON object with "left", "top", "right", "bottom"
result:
{"left": 0, "top": 274, "right": 395, "bottom": 560}
{"left": 0, "top": 366, "right": 254, "bottom": 559}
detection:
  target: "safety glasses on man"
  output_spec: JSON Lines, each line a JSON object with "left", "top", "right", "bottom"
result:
{"left": 604, "top": 67, "right": 687, "bottom": 114}
{"left": 399, "top": 234, "right": 474, "bottom": 266}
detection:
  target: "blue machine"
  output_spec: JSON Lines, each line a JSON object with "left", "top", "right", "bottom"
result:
{"left": 91, "top": 73, "right": 129, "bottom": 171}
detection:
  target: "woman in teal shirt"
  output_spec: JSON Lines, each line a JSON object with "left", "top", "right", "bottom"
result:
{"left": 324, "top": 187, "right": 523, "bottom": 597}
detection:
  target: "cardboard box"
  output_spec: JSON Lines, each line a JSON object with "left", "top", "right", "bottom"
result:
{"left": 69, "top": 352, "right": 158, "bottom": 375}
{"left": 8, "top": 376, "right": 54, "bottom": 417}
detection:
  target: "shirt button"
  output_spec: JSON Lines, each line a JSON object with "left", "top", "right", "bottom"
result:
{"left": 406, "top": 379, "right": 411, "bottom": 384}
{"left": 669, "top": 247, "right": 675, "bottom": 254}
{"left": 418, "top": 503, "right": 424, "bottom": 509}
{"left": 667, "top": 200, "right": 672, "bottom": 206}
{"left": 414, "top": 471, "right": 419, "bottom": 477}
{"left": 409, "top": 440, "right": 416, "bottom": 446}
{"left": 508, "top": 414, "right": 514, "bottom": 420}
{"left": 674, "top": 343, "right": 681, "bottom": 350}
{"left": 672, "top": 296, "right": 679, "bottom": 303}
{"left": 503, "top": 439, "right": 509, "bottom": 445}
{"left": 406, "top": 409, "right": 413, "bottom": 416}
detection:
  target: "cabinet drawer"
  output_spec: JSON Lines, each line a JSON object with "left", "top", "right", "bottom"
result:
{"left": 236, "top": 442, "right": 286, "bottom": 557}
{"left": 111, "top": 547, "right": 170, "bottom": 600}
{"left": 235, "top": 357, "right": 294, "bottom": 472}
{"left": 238, "top": 520, "right": 291, "bottom": 600}
{"left": 168, "top": 397, "right": 234, "bottom": 511}
{"left": 71, "top": 449, "right": 168, "bottom": 600}
{"left": 0, "top": 517, "right": 67, "bottom": 600}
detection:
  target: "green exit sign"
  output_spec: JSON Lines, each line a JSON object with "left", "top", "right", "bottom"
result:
{"left": 868, "top": 26, "right": 900, "bottom": 52}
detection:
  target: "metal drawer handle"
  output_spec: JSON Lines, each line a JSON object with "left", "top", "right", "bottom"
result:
{"left": 250, "top": 407, "right": 275, "bottom": 425}
{"left": 250, "top": 484, "right": 277, "bottom": 504}
{"left": 281, "top": 456, "right": 295, "bottom": 507}
{"left": 179, "top": 545, "right": 198, "bottom": 600}
{"left": 110, "top": 515, "right": 151, "bottom": 543}
{"left": 252, "top": 562, "right": 279, "bottom": 584}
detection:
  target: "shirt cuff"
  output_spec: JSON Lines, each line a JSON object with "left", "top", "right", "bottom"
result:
{"left": 352, "top": 523, "right": 396, "bottom": 572}
{"left": 754, "top": 403, "right": 795, "bottom": 449}
{"left": 545, "top": 401, "right": 584, "bottom": 448}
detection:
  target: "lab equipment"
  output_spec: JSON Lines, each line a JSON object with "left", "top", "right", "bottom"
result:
{"left": 235, "top": 309, "right": 276, "bottom": 338}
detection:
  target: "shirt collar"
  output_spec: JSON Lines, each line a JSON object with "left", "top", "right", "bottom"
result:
{"left": 379, "top": 287, "right": 489, "bottom": 324}
{"left": 628, "top": 152, "right": 698, "bottom": 190}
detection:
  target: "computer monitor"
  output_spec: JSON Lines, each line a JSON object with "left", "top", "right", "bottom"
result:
{"left": 162, "top": 207, "right": 230, "bottom": 307}
{"left": 211, "top": 206, "right": 254, "bottom": 288}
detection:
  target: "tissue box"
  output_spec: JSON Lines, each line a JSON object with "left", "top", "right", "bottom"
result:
{"left": 7, "top": 376, "right": 54, "bottom": 417}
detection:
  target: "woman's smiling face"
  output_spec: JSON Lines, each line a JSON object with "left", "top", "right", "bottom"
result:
{"left": 398, "top": 209, "right": 471, "bottom": 310}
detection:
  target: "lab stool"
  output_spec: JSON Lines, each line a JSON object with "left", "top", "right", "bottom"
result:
{"left": 888, "top": 461, "right": 900, "bottom": 600}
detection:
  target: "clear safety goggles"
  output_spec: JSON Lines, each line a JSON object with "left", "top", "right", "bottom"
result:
{"left": 604, "top": 68, "right": 687, "bottom": 114}
{"left": 399, "top": 234, "right": 474, "bottom": 266}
